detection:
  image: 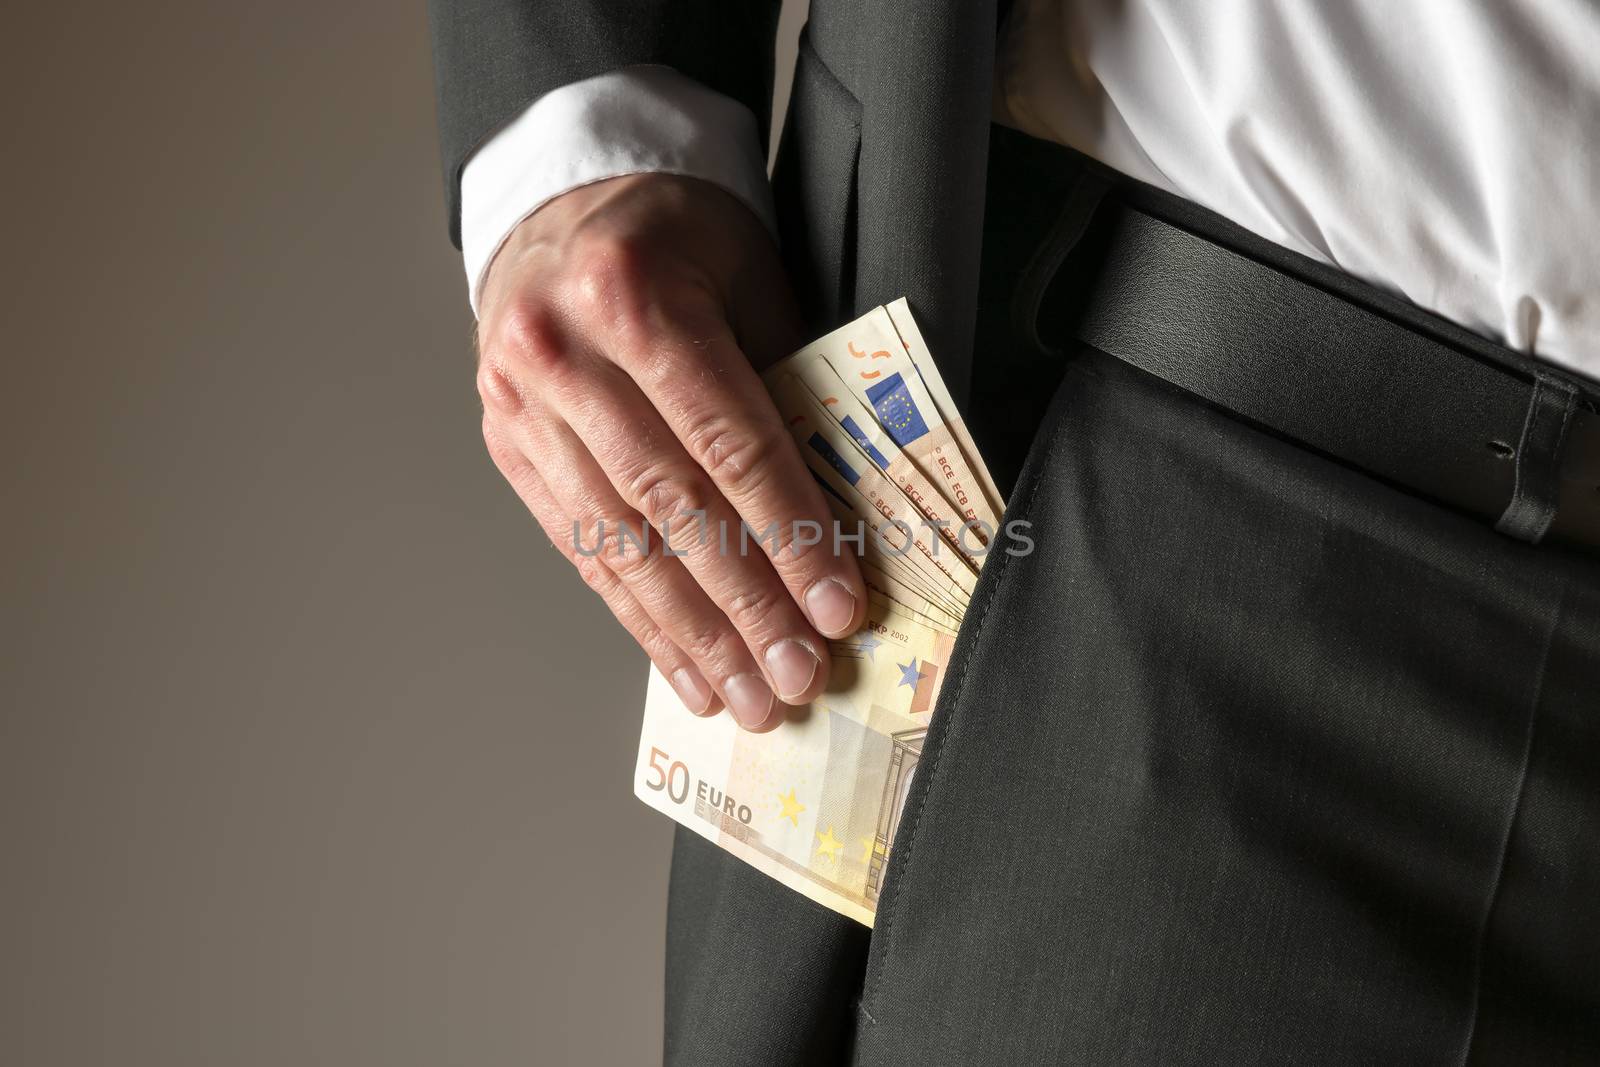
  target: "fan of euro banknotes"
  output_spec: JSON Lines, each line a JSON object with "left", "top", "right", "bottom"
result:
{"left": 633, "top": 298, "right": 1007, "bottom": 926}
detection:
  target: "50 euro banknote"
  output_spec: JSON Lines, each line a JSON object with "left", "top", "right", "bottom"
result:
{"left": 634, "top": 299, "right": 1001, "bottom": 926}
{"left": 634, "top": 594, "right": 956, "bottom": 926}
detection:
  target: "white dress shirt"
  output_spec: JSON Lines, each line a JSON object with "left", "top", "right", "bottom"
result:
{"left": 461, "top": 11, "right": 1598, "bottom": 380}
{"left": 995, "top": 0, "right": 1600, "bottom": 380}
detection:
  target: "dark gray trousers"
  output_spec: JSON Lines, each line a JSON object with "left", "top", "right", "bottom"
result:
{"left": 662, "top": 137, "right": 1600, "bottom": 1067}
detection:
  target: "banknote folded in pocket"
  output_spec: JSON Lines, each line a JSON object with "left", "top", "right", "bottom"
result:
{"left": 633, "top": 299, "right": 1012, "bottom": 926}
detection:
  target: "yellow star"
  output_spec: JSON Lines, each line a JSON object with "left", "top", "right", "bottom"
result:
{"left": 860, "top": 836, "right": 879, "bottom": 864}
{"left": 777, "top": 789, "right": 806, "bottom": 827}
{"left": 815, "top": 826, "right": 843, "bottom": 863}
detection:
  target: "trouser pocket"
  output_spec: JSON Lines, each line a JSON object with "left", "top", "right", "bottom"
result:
{"left": 853, "top": 348, "right": 1565, "bottom": 1066}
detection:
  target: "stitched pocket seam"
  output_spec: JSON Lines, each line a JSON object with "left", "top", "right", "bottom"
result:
{"left": 860, "top": 379, "right": 1080, "bottom": 1023}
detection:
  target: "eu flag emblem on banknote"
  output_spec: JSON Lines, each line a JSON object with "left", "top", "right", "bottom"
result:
{"left": 806, "top": 431, "right": 862, "bottom": 485}
{"left": 840, "top": 414, "right": 892, "bottom": 470}
{"left": 865, "top": 372, "right": 930, "bottom": 446}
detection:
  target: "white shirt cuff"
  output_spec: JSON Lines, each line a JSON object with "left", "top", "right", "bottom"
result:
{"left": 460, "top": 65, "right": 776, "bottom": 317}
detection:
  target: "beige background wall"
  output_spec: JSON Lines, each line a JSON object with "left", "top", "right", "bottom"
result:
{"left": 1, "top": 2, "right": 803, "bottom": 1063}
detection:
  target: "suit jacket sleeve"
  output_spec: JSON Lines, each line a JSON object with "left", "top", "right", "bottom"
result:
{"left": 428, "top": 0, "right": 782, "bottom": 247}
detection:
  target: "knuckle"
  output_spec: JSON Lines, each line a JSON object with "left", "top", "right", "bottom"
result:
{"left": 787, "top": 514, "right": 841, "bottom": 568}
{"left": 600, "top": 524, "right": 660, "bottom": 578}
{"left": 490, "top": 300, "right": 570, "bottom": 379}
{"left": 571, "top": 552, "right": 618, "bottom": 597}
{"left": 628, "top": 467, "right": 711, "bottom": 535}
{"left": 475, "top": 361, "right": 526, "bottom": 418}
{"left": 628, "top": 620, "right": 674, "bottom": 663}
{"left": 566, "top": 506, "right": 628, "bottom": 559}
{"left": 677, "top": 621, "right": 729, "bottom": 663}
{"left": 565, "top": 233, "right": 652, "bottom": 335}
{"left": 723, "top": 584, "right": 786, "bottom": 634}
{"left": 688, "top": 418, "right": 782, "bottom": 492}
{"left": 759, "top": 519, "right": 820, "bottom": 569}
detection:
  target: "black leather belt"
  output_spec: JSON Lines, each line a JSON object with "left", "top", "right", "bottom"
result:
{"left": 1024, "top": 169, "right": 1600, "bottom": 556}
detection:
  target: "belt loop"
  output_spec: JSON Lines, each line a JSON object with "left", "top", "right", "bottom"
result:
{"left": 1012, "top": 169, "right": 1111, "bottom": 355}
{"left": 1495, "top": 369, "right": 1579, "bottom": 544}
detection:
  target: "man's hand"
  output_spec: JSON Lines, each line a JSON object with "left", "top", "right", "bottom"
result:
{"left": 475, "top": 174, "right": 866, "bottom": 731}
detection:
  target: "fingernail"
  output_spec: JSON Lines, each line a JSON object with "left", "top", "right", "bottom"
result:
{"left": 724, "top": 673, "right": 776, "bottom": 730}
{"left": 804, "top": 578, "right": 858, "bottom": 637}
{"left": 764, "top": 639, "right": 820, "bottom": 702}
{"left": 669, "top": 668, "right": 714, "bottom": 715}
